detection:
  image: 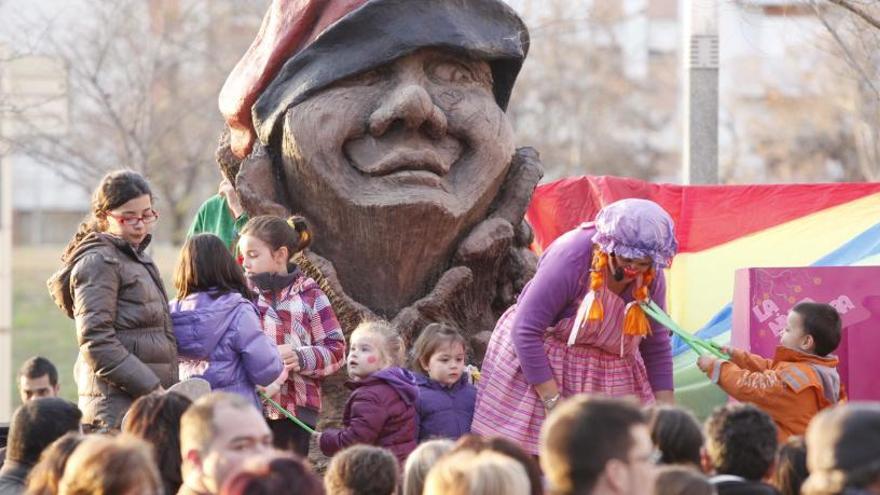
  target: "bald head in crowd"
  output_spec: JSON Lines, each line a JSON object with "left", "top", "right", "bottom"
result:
{"left": 178, "top": 392, "right": 273, "bottom": 495}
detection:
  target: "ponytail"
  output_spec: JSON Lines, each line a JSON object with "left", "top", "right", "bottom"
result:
{"left": 622, "top": 268, "right": 654, "bottom": 337}
{"left": 587, "top": 247, "right": 608, "bottom": 322}
{"left": 286, "top": 216, "right": 311, "bottom": 252}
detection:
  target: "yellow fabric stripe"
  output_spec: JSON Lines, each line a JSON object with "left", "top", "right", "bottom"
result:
{"left": 666, "top": 193, "right": 880, "bottom": 331}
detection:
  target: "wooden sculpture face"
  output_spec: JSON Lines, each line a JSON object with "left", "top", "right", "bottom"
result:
{"left": 277, "top": 48, "right": 516, "bottom": 314}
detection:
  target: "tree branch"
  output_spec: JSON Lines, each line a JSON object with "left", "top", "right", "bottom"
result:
{"left": 826, "top": 0, "right": 880, "bottom": 31}
{"left": 811, "top": 1, "right": 880, "bottom": 102}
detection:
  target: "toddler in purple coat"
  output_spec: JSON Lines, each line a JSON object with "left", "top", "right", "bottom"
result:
{"left": 169, "top": 234, "right": 285, "bottom": 410}
{"left": 410, "top": 323, "right": 477, "bottom": 442}
{"left": 318, "top": 321, "right": 418, "bottom": 465}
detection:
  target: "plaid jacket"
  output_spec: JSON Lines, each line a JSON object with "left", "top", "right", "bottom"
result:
{"left": 255, "top": 274, "right": 345, "bottom": 418}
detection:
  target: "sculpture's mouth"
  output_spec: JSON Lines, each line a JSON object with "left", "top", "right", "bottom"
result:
{"left": 344, "top": 131, "right": 463, "bottom": 189}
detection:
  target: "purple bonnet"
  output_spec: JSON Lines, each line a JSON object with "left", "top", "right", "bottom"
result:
{"left": 591, "top": 198, "right": 678, "bottom": 268}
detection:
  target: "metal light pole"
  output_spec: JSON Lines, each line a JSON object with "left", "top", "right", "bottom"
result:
{"left": 683, "top": 0, "right": 720, "bottom": 184}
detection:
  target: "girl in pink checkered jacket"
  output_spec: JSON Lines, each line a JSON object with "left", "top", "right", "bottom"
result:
{"left": 239, "top": 215, "right": 346, "bottom": 456}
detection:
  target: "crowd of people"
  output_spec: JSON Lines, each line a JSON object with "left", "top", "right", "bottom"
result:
{"left": 0, "top": 169, "right": 875, "bottom": 495}
{"left": 1, "top": 358, "right": 878, "bottom": 495}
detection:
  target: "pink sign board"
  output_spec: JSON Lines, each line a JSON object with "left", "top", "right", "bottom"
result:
{"left": 732, "top": 266, "right": 880, "bottom": 401}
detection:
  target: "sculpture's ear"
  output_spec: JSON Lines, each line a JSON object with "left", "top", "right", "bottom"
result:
{"left": 236, "top": 144, "right": 290, "bottom": 217}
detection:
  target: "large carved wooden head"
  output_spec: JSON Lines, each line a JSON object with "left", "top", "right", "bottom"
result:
{"left": 220, "top": 0, "right": 533, "bottom": 315}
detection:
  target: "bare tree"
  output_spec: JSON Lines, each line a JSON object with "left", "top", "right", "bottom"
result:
{"left": 814, "top": 0, "right": 880, "bottom": 181}
{"left": 509, "top": 0, "right": 679, "bottom": 182}
{"left": 0, "top": 0, "right": 268, "bottom": 241}
{"left": 722, "top": 1, "right": 880, "bottom": 183}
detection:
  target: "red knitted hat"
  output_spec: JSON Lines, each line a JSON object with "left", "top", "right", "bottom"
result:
{"left": 219, "top": 0, "right": 529, "bottom": 159}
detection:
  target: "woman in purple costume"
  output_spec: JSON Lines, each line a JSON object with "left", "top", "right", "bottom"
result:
{"left": 471, "top": 198, "right": 679, "bottom": 455}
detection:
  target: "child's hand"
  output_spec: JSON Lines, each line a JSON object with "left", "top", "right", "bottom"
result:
{"left": 259, "top": 381, "right": 282, "bottom": 398}
{"left": 709, "top": 342, "right": 732, "bottom": 355}
{"left": 697, "top": 355, "right": 715, "bottom": 372}
{"left": 278, "top": 344, "right": 302, "bottom": 372}
{"left": 259, "top": 369, "right": 288, "bottom": 399}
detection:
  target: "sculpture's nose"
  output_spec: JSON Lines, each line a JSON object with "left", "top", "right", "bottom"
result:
{"left": 368, "top": 83, "right": 447, "bottom": 140}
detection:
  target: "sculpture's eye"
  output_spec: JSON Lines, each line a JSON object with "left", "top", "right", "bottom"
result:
{"left": 430, "top": 60, "right": 480, "bottom": 85}
{"left": 341, "top": 67, "right": 389, "bottom": 87}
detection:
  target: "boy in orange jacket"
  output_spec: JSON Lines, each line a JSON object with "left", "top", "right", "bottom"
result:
{"left": 697, "top": 302, "right": 845, "bottom": 441}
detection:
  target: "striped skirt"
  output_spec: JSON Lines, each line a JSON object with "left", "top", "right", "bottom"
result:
{"left": 471, "top": 305, "right": 655, "bottom": 455}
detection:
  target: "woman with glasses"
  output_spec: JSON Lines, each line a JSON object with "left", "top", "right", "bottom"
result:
{"left": 48, "top": 170, "right": 178, "bottom": 431}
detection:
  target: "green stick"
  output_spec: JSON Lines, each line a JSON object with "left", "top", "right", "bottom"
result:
{"left": 640, "top": 300, "right": 728, "bottom": 359}
{"left": 258, "top": 390, "right": 317, "bottom": 435}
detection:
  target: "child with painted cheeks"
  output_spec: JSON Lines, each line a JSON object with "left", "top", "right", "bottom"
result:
{"left": 410, "top": 323, "right": 477, "bottom": 442}
{"left": 238, "top": 215, "right": 346, "bottom": 457}
{"left": 317, "top": 321, "right": 419, "bottom": 465}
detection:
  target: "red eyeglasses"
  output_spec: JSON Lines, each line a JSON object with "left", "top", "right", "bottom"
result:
{"left": 107, "top": 210, "right": 159, "bottom": 226}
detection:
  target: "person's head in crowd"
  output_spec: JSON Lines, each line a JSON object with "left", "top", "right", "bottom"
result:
{"left": 22, "top": 432, "right": 83, "bottom": 495}
{"left": 423, "top": 449, "right": 530, "bottom": 495}
{"left": 62, "top": 169, "right": 156, "bottom": 261}
{"left": 180, "top": 392, "right": 273, "bottom": 495}
{"left": 702, "top": 403, "right": 778, "bottom": 481}
{"left": 782, "top": 302, "right": 842, "bottom": 357}
{"left": 6, "top": 398, "right": 81, "bottom": 467}
{"left": 324, "top": 445, "right": 398, "bottom": 495}
{"left": 123, "top": 391, "right": 193, "bottom": 495}
{"left": 540, "top": 395, "right": 657, "bottom": 495}
{"left": 773, "top": 436, "right": 808, "bottom": 495}
{"left": 653, "top": 466, "right": 717, "bottom": 495}
{"left": 174, "top": 233, "right": 252, "bottom": 301}
{"left": 648, "top": 406, "right": 704, "bottom": 468}
{"left": 219, "top": 452, "right": 323, "bottom": 495}
{"left": 347, "top": 320, "right": 406, "bottom": 380}
{"left": 402, "top": 439, "right": 455, "bottom": 495}
{"left": 452, "top": 434, "right": 544, "bottom": 495}
{"left": 802, "top": 403, "right": 880, "bottom": 495}
{"left": 58, "top": 434, "right": 161, "bottom": 495}
{"left": 18, "top": 357, "right": 59, "bottom": 403}
{"left": 409, "top": 323, "right": 468, "bottom": 386}
{"left": 238, "top": 215, "right": 311, "bottom": 277}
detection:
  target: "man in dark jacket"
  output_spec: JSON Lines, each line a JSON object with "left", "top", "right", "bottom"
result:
{"left": 0, "top": 357, "right": 62, "bottom": 470}
{"left": 0, "top": 398, "right": 81, "bottom": 495}
{"left": 704, "top": 404, "right": 781, "bottom": 495}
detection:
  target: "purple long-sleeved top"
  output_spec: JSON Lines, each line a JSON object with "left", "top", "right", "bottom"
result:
{"left": 511, "top": 225, "right": 673, "bottom": 392}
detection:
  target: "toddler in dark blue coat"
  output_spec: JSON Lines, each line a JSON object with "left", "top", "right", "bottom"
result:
{"left": 410, "top": 323, "right": 477, "bottom": 441}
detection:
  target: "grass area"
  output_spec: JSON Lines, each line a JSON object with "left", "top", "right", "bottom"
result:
{"left": 10, "top": 244, "right": 181, "bottom": 409}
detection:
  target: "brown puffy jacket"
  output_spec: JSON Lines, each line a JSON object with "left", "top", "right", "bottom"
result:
{"left": 48, "top": 232, "right": 178, "bottom": 429}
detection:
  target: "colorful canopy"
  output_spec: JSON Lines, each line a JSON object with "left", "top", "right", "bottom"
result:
{"left": 527, "top": 175, "right": 880, "bottom": 417}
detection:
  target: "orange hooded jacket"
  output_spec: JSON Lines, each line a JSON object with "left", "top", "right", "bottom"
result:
{"left": 703, "top": 346, "right": 845, "bottom": 442}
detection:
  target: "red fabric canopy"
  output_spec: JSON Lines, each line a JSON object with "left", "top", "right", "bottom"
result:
{"left": 526, "top": 176, "right": 880, "bottom": 254}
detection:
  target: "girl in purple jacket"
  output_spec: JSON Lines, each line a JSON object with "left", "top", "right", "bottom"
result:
{"left": 318, "top": 321, "right": 418, "bottom": 465}
{"left": 410, "top": 323, "right": 477, "bottom": 442}
{"left": 170, "top": 234, "right": 285, "bottom": 410}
